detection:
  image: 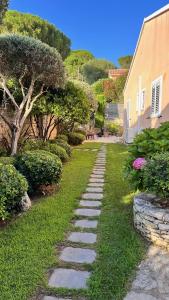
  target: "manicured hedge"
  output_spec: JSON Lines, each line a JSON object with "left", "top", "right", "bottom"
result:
{"left": 22, "top": 139, "right": 69, "bottom": 162}
{"left": 15, "top": 150, "right": 62, "bottom": 193}
{"left": 68, "top": 132, "right": 85, "bottom": 145}
{"left": 0, "top": 164, "right": 28, "bottom": 220}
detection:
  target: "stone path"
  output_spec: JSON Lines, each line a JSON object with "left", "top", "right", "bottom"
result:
{"left": 124, "top": 245, "right": 169, "bottom": 300}
{"left": 42, "top": 145, "right": 106, "bottom": 299}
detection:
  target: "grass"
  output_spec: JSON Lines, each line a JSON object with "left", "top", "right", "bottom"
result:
{"left": 87, "top": 143, "right": 147, "bottom": 300}
{"left": 0, "top": 148, "right": 98, "bottom": 300}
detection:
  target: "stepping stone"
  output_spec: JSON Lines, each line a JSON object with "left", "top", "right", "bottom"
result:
{"left": 68, "top": 232, "right": 97, "bottom": 244}
{"left": 88, "top": 182, "right": 104, "bottom": 187}
{"left": 91, "top": 149, "right": 98, "bottom": 151}
{"left": 74, "top": 219, "right": 98, "bottom": 229}
{"left": 91, "top": 174, "right": 104, "bottom": 178}
{"left": 43, "top": 297, "right": 71, "bottom": 300}
{"left": 92, "top": 171, "right": 105, "bottom": 175}
{"left": 89, "top": 178, "right": 104, "bottom": 183}
{"left": 94, "top": 164, "right": 106, "bottom": 167}
{"left": 80, "top": 200, "right": 101, "bottom": 207}
{"left": 82, "top": 193, "right": 103, "bottom": 200}
{"left": 86, "top": 187, "right": 103, "bottom": 193}
{"left": 75, "top": 208, "right": 101, "bottom": 217}
{"left": 60, "top": 247, "right": 96, "bottom": 264}
{"left": 48, "top": 268, "right": 90, "bottom": 289}
{"left": 93, "top": 168, "right": 105, "bottom": 172}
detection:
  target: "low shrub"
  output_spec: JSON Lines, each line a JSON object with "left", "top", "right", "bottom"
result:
{"left": 124, "top": 122, "right": 169, "bottom": 190}
{"left": 22, "top": 139, "right": 69, "bottom": 162}
{"left": 106, "top": 121, "right": 123, "bottom": 136}
{"left": 55, "top": 140, "right": 72, "bottom": 156}
{"left": 0, "top": 164, "right": 28, "bottom": 220}
{"left": 56, "top": 134, "right": 68, "bottom": 142}
{"left": 143, "top": 152, "right": 169, "bottom": 200}
{"left": 68, "top": 132, "right": 85, "bottom": 145}
{"left": 0, "top": 156, "right": 15, "bottom": 165}
{"left": 45, "top": 143, "right": 69, "bottom": 162}
{"left": 15, "top": 150, "right": 62, "bottom": 193}
{"left": 0, "top": 146, "right": 7, "bottom": 157}
{"left": 128, "top": 122, "right": 169, "bottom": 159}
{"left": 74, "top": 128, "right": 86, "bottom": 136}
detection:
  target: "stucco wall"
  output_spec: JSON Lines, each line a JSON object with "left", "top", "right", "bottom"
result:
{"left": 124, "top": 10, "right": 169, "bottom": 142}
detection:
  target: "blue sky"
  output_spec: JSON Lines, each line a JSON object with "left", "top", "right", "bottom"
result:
{"left": 9, "top": 0, "right": 169, "bottom": 65}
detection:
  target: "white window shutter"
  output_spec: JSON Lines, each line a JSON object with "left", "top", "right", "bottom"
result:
{"left": 155, "top": 82, "right": 160, "bottom": 114}
{"left": 151, "top": 84, "right": 156, "bottom": 114}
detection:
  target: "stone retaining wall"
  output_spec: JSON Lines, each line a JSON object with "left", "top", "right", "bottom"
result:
{"left": 134, "top": 193, "right": 169, "bottom": 250}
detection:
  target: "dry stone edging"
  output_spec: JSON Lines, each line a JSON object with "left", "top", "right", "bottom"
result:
{"left": 134, "top": 193, "right": 169, "bottom": 249}
{"left": 45, "top": 147, "right": 106, "bottom": 299}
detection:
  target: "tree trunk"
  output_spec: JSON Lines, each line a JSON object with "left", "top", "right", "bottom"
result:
{"left": 11, "top": 127, "right": 21, "bottom": 156}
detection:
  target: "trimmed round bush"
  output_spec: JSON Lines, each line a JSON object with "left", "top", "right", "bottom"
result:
{"left": 68, "top": 132, "right": 85, "bottom": 145}
{"left": 143, "top": 152, "right": 169, "bottom": 200}
{"left": 44, "top": 143, "right": 69, "bottom": 162}
{"left": 55, "top": 140, "right": 72, "bottom": 156}
{"left": 22, "top": 139, "right": 69, "bottom": 162}
{"left": 56, "top": 134, "right": 68, "bottom": 142}
{"left": 0, "top": 164, "right": 28, "bottom": 220}
{"left": 15, "top": 150, "right": 62, "bottom": 192}
{"left": 0, "top": 156, "right": 15, "bottom": 165}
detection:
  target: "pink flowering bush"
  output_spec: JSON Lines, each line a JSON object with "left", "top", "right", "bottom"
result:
{"left": 133, "top": 158, "right": 147, "bottom": 170}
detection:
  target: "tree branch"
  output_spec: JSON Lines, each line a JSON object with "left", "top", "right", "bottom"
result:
{"left": 0, "top": 112, "right": 12, "bottom": 129}
{"left": 0, "top": 76, "right": 19, "bottom": 110}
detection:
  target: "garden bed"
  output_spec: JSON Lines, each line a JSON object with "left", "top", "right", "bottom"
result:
{"left": 134, "top": 193, "right": 169, "bottom": 250}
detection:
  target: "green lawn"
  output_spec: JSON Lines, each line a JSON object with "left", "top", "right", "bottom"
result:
{"left": 0, "top": 143, "right": 146, "bottom": 300}
{"left": 0, "top": 148, "right": 98, "bottom": 300}
{"left": 87, "top": 144, "right": 146, "bottom": 300}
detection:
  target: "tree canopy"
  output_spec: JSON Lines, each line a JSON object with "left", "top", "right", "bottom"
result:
{"left": 82, "top": 59, "right": 115, "bottom": 84}
{"left": 32, "top": 81, "right": 90, "bottom": 138}
{"left": 64, "top": 49, "right": 94, "bottom": 80}
{"left": 118, "top": 55, "right": 133, "bottom": 69}
{"left": 0, "top": 10, "right": 71, "bottom": 59}
{"left": 0, "top": 34, "right": 64, "bottom": 154}
{"left": 0, "top": 0, "right": 8, "bottom": 23}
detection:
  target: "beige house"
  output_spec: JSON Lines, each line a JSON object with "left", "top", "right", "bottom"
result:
{"left": 124, "top": 4, "right": 169, "bottom": 143}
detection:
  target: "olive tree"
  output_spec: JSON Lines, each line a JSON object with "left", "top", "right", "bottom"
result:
{"left": 0, "top": 34, "right": 64, "bottom": 155}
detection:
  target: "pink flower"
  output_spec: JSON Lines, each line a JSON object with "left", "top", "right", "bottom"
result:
{"left": 133, "top": 158, "right": 147, "bottom": 170}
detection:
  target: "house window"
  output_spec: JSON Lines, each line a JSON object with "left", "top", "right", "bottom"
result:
{"left": 151, "top": 77, "right": 162, "bottom": 116}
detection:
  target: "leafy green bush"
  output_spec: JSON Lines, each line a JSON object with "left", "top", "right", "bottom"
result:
{"left": 74, "top": 128, "right": 86, "bottom": 136}
{"left": 0, "top": 146, "right": 7, "bottom": 157}
{"left": 15, "top": 150, "right": 62, "bottom": 193}
{"left": 95, "top": 113, "right": 104, "bottom": 129}
{"left": 68, "top": 132, "right": 85, "bottom": 145}
{"left": 129, "top": 122, "right": 169, "bottom": 158}
{"left": 56, "top": 134, "right": 68, "bottom": 142}
{"left": 45, "top": 143, "right": 69, "bottom": 162}
{"left": 124, "top": 122, "right": 169, "bottom": 190}
{"left": 0, "top": 156, "right": 15, "bottom": 165}
{"left": 143, "top": 152, "right": 169, "bottom": 200}
{"left": 55, "top": 140, "right": 72, "bottom": 156}
{"left": 22, "top": 139, "right": 68, "bottom": 162}
{"left": 0, "top": 164, "right": 28, "bottom": 220}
